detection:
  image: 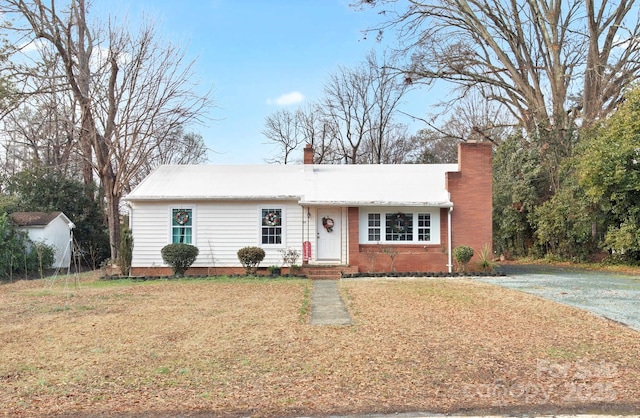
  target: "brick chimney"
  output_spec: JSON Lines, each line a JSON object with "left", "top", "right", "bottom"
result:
{"left": 446, "top": 141, "right": 493, "bottom": 259}
{"left": 303, "top": 144, "right": 314, "bottom": 164}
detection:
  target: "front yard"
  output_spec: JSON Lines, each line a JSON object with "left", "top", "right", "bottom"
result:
{"left": 1, "top": 274, "right": 639, "bottom": 416}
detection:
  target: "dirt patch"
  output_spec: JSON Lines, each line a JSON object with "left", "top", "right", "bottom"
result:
{"left": 1, "top": 275, "right": 639, "bottom": 417}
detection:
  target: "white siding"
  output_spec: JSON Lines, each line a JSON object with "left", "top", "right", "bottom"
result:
{"left": 130, "top": 200, "right": 304, "bottom": 268}
{"left": 20, "top": 216, "right": 73, "bottom": 269}
{"left": 45, "top": 217, "right": 73, "bottom": 268}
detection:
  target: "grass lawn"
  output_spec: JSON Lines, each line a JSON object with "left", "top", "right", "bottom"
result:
{"left": 1, "top": 273, "right": 639, "bottom": 417}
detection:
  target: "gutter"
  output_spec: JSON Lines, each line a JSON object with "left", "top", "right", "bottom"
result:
{"left": 447, "top": 206, "right": 453, "bottom": 273}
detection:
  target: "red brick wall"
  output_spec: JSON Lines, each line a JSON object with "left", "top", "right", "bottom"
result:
{"left": 446, "top": 141, "right": 493, "bottom": 264}
{"left": 347, "top": 207, "right": 360, "bottom": 267}
{"left": 347, "top": 207, "right": 449, "bottom": 272}
{"left": 129, "top": 266, "right": 303, "bottom": 277}
{"left": 130, "top": 266, "right": 248, "bottom": 277}
{"left": 355, "top": 244, "right": 448, "bottom": 273}
{"left": 303, "top": 144, "right": 314, "bottom": 164}
{"left": 344, "top": 142, "right": 492, "bottom": 273}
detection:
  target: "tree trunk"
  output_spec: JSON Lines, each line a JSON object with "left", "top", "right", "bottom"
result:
{"left": 103, "top": 173, "right": 121, "bottom": 262}
{"left": 80, "top": 111, "right": 94, "bottom": 186}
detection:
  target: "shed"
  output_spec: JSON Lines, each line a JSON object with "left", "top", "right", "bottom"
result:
{"left": 10, "top": 212, "right": 75, "bottom": 269}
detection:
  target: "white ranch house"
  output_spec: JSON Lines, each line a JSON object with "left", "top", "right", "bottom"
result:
{"left": 125, "top": 142, "right": 493, "bottom": 276}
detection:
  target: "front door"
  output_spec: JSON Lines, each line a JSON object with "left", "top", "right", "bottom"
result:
{"left": 317, "top": 208, "right": 341, "bottom": 261}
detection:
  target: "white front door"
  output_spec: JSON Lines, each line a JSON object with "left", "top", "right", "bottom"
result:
{"left": 317, "top": 208, "right": 341, "bottom": 261}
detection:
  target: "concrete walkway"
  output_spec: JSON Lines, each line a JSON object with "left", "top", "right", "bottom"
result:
{"left": 310, "top": 280, "right": 352, "bottom": 326}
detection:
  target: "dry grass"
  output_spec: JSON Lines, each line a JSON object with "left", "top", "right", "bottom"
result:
{"left": 1, "top": 274, "right": 639, "bottom": 417}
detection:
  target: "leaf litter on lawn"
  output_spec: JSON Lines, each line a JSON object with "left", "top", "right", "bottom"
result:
{"left": 0, "top": 275, "right": 639, "bottom": 417}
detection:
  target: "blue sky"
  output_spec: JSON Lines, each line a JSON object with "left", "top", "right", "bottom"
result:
{"left": 95, "top": 0, "right": 436, "bottom": 164}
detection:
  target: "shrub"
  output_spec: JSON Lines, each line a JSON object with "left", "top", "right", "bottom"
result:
{"left": 237, "top": 246, "right": 265, "bottom": 275}
{"left": 477, "top": 243, "right": 496, "bottom": 273}
{"left": 279, "top": 247, "right": 300, "bottom": 267}
{"left": 161, "top": 243, "right": 199, "bottom": 277}
{"left": 30, "top": 241, "right": 55, "bottom": 279}
{"left": 453, "top": 245, "right": 474, "bottom": 273}
{"left": 118, "top": 222, "right": 133, "bottom": 276}
{"left": 0, "top": 213, "right": 55, "bottom": 281}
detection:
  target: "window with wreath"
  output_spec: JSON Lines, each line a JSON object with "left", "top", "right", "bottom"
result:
{"left": 361, "top": 209, "right": 438, "bottom": 244}
{"left": 261, "top": 208, "right": 282, "bottom": 244}
{"left": 386, "top": 213, "right": 413, "bottom": 241}
{"left": 172, "top": 208, "right": 193, "bottom": 244}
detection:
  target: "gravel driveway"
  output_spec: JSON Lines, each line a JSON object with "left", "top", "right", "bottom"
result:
{"left": 477, "top": 264, "right": 640, "bottom": 332}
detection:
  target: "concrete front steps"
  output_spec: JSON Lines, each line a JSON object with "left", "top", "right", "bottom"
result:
{"left": 302, "top": 265, "right": 358, "bottom": 280}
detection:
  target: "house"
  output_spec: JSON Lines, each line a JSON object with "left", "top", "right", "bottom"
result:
{"left": 125, "top": 141, "right": 492, "bottom": 276}
{"left": 9, "top": 211, "right": 75, "bottom": 269}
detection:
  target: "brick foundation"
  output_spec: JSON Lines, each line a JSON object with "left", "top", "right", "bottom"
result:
{"left": 129, "top": 266, "right": 297, "bottom": 277}
{"left": 346, "top": 208, "right": 449, "bottom": 272}
{"left": 345, "top": 142, "right": 492, "bottom": 273}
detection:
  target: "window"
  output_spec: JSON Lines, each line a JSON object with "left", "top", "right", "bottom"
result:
{"left": 385, "top": 213, "right": 413, "bottom": 241}
{"left": 172, "top": 208, "right": 192, "bottom": 244}
{"left": 261, "top": 208, "right": 282, "bottom": 244}
{"left": 360, "top": 208, "right": 439, "bottom": 244}
{"left": 417, "top": 213, "right": 431, "bottom": 241}
{"left": 368, "top": 213, "right": 381, "bottom": 241}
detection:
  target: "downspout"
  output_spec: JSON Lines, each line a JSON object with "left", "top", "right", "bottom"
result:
{"left": 447, "top": 206, "right": 453, "bottom": 273}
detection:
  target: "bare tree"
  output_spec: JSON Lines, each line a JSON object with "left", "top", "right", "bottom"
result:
{"left": 360, "top": 0, "right": 640, "bottom": 125}
{"left": 4, "top": 0, "right": 213, "bottom": 260}
{"left": 127, "top": 129, "right": 209, "bottom": 192}
{"left": 357, "top": 0, "right": 640, "bottom": 187}
{"left": 0, "top": 47, "right": 84, "bottom": 178}
{"left": 262, "top": 109, "right": 302, "bottom": 164}
{"left": 262, "top": 51, "right": 408, "bottom": 165}
{"left": 361, "top": 122, "right": 412, "bottom": 163}
{"left": 406, "top": 128, "right": 459, "bottom": 164}
{"left": 322, "top": 50, "right": 408, "bottom": 164}
{"left": 262, "top": 103, "right": 343, "bottom": 164}
{"left": 294, "top": 104, "right": 342, "bottom": 164}
{"left": 365, "top": 51, "right": 409, "bottom": 163}
{"left": 323, "top": 64, "right": 371, "bottom": 164}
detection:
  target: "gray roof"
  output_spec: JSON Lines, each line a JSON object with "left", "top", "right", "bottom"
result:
{"left": 9, "top": 211, "right": 72, "bottom": 227}
{"left": 125, "top": 163, "right": 459, "bottom": 207}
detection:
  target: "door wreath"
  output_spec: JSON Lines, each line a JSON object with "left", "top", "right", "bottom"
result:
{"left": 322, "top": 217, "right": 334, "bottom": 232}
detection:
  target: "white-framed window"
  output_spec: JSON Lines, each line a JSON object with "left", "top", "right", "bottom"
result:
{"left": 417, "top": 213, "right": 431, "bottom": 241}
{"left": 171, "top": 207, "right": 194, "bottom": 244}
{"left": 385, "top": 212, "right": 413, "bottom": 241}
{"left": 360, "top": 208, "right": 439, "bottom": 244}
{"left": 260, "top": 207, "right": 283, "bottom": 245}
{"left": 368, "top": 213, "right": 381, "bottom": 241}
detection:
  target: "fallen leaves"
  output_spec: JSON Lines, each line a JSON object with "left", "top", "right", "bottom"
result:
{"left": 0, "top": 276, "right": 638, "bottom": 417}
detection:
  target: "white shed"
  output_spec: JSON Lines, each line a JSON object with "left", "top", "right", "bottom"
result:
{"left": 10, "top": 212, "right": 75, "bottom": 269}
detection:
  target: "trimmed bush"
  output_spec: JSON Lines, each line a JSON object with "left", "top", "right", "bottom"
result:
{"left": 237, "top": 246, "right": 265, "bottom": 275}
{"left": 161, "top": 243, "right": 199, "bottom": 277}
{"left": 453, "top": 245, "right": 474, "bottom": 273}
